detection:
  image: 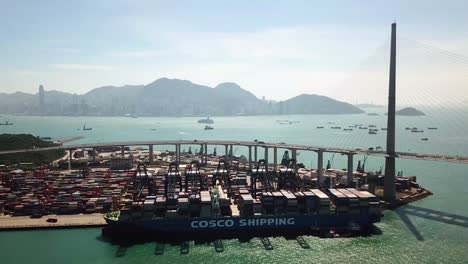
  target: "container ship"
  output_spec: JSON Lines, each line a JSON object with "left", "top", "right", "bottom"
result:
{"left": 103, "top": 159, "right": 382, "bottom": 241}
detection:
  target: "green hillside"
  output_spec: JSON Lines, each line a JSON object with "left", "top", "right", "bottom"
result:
{"left": 0, "top": 134, "right": 65, "bottom": 166}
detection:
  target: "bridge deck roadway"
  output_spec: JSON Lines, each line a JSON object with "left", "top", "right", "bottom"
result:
{"left": 0, "top": 139, "right": 467, "bottom": 164}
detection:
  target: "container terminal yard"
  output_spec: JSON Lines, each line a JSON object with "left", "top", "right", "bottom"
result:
{"left": 0, "top": 145, "right": 430, "bottom": 236}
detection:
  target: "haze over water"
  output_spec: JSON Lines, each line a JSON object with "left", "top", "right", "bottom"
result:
{"left": 1, "top": 111, "right": 468, "bottom": 264}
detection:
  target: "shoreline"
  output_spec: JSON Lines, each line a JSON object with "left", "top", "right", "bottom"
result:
{"left": 0, "top": 213, "right": 106, "bottom": 231}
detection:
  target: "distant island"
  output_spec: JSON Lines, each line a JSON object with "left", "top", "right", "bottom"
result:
{"left": 396, "top": 107, "right": 426, "bottom": 116}
{"left": 0, "top": 78, "right": 364, "bottom": 116}
{"left": 0, "top": 134, "right": 65, "bottom": 165}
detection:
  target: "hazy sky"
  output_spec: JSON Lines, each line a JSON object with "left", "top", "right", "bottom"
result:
{"left": 1, "top": 0, "right": 468, "bottom": 104}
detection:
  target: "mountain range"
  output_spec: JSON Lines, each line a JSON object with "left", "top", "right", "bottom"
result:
{"left": 0, "top": 78, "right": 364, "bottom": 116}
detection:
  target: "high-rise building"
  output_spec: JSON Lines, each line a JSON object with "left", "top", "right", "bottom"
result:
{"left": 38, "top": 85, "right": 45, "bottom": 115}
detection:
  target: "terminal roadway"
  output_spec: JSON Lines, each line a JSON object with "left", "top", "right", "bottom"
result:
{"left": 0, "top": 139, "right": 468, "bottom": 164}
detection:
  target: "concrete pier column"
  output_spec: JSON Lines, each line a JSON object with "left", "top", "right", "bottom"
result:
{"left": 92, "top": 148, "right": 96, "bottom": 163}
{"left": 229, "top": 145, "right": 233, "bottom": 158}
{"left": 68, "top": 149, "right": 72, "bottom": 170}
{"left": 273, "top": 147, "right": 278, "bottom": 171}
{"left": 224, "top": 144, "right": 228, "bottom": 162}
{"left": 264, "top": 147, "right": 268, "bottom": 165}
{"left": 199, "top": 144, "right": 204, "bottom": 163}
{"left": 384, "top": 22, "right": 397, "bottom": 202}
{"left": 204, "top": 144, "right": 208, "bottom": 165}
{"left": 248, "top": 146, "right": 252, "bottom": 169}
{"left": 291, "top": 149, "right": 297, "bottom": 164}
{"left": 175, "top": 144, "right": 180, "bottom": 164}
{"left": 148, "top": 145, "right": 154, "bottom": 163}
{"left": 317, "top": 149, "right": 324, "bottom": 188}
{"left": 254, "top": 146, "right": 258, "bottom": 163}
{"left": 121, "top": 146, "right": 125, "bottom": 157}
{"left": 291, "top": 149, "right": 297, "bottom": 171}
{"left": 347, "top": 153, "right": 354, "bottom": 187}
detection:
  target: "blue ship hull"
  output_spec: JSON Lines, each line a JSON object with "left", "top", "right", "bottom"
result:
{"left": 103, "top": 213, "right": 382, "bottom": 240}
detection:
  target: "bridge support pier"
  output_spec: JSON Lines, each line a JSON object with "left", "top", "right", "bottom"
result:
{"left": 254, "top": 146, "right": 258, "bottom": 163}
{"left": 204, "top": 144, "right": 208, "bottom": 165}
{"left": 384, "top": 23, "right": 397, "bottom": 202}
{"left": 229, "top": 145, "right": 233, "bottom": 159}
{"left": 175, "top": 144, "right": 181, "bottom": 164}
{"left": 264, "top": 147, "right": 268, "bottom": 165}
{"left": 291, "top": 149, "right": 297, "bottom": 161}
{"left": 347, "top": 153, "right": 354, "bottom": 187}
{"left": 68, "top": 149, "right": 72, "bottom": 170}
{"left": 248, "top": 146, "right": 252, "bottom": 169}
{"left": 121, "top": 146, "right": 125, "bottom": 157}
{"left": 224, "top": 145, "right": 228, "bottom": 162}
{"left": 199, "top": 144, "right": 203, "bottom": 163}
{"left": 148, "top": 145, "right": 154, "bottom": 164}
{"left": 316, "top": 149, "right": 324, "bottom": 188}
{"left": 92, "top": 148, "right": 96, "bottom": 163}
{"left": 291, "top": 149, "right": 297, "bottom": 171}
{"left": 273, "top": 147, "right": 277, "bottom": 171}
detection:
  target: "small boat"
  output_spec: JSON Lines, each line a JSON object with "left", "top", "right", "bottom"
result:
{"left": 151, "top": 128, "right": 157, "bottom": 131}
{"left": 331, "top": 126, "right": 341, "bottom": 129}
{"left": 368, "top": 131, "right": 377, "bottom": 135}
{"left": 198, "top": 117, "right": 214, "bottom": 124}
{"left": 369, "top": 125, "right": 377, "bottom": 128}
{"left": 83, "top": 124, "right": 93, "bottom": 131}
{"left": 204, "top": 125, "right": 214, "bottom": 130}
{"left": 381, "top": 128, "right": 387, "bottom": 130}
{"left": 428, "top": 127, "right": 438, "bottom": 130}
{"left": 367, "top": 113, "right": 379, "bottom": 116}
{"left": 0, "top": 120, "right": 13, "bottom": 126}
{"left": 316, "top": 126, "right": 324, "bottom": 129}
{"left": 343, "top": 128, "right": 353, "bottom": 131}
{"left": 125, "top": 114, "right": 138, "bottom": 118}
{"left": 421, "top": 138, "right": 429, "bottom": 141}
{"left": 359, "top": 127, "right": 368, "bottom": 130}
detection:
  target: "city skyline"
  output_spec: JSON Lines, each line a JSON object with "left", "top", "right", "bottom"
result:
{"left": 1, "top": 1, "right": 468, "bottom": 105}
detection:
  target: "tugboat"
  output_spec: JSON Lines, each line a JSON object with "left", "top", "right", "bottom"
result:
{"left": 204, "top": 125, "right": 214, "bottom": 130}
{"left": 198, "top": 117, "right": 214, "bottom": 124}
{"left": 0, "top": 120, "right": 13, "bottom": 126}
